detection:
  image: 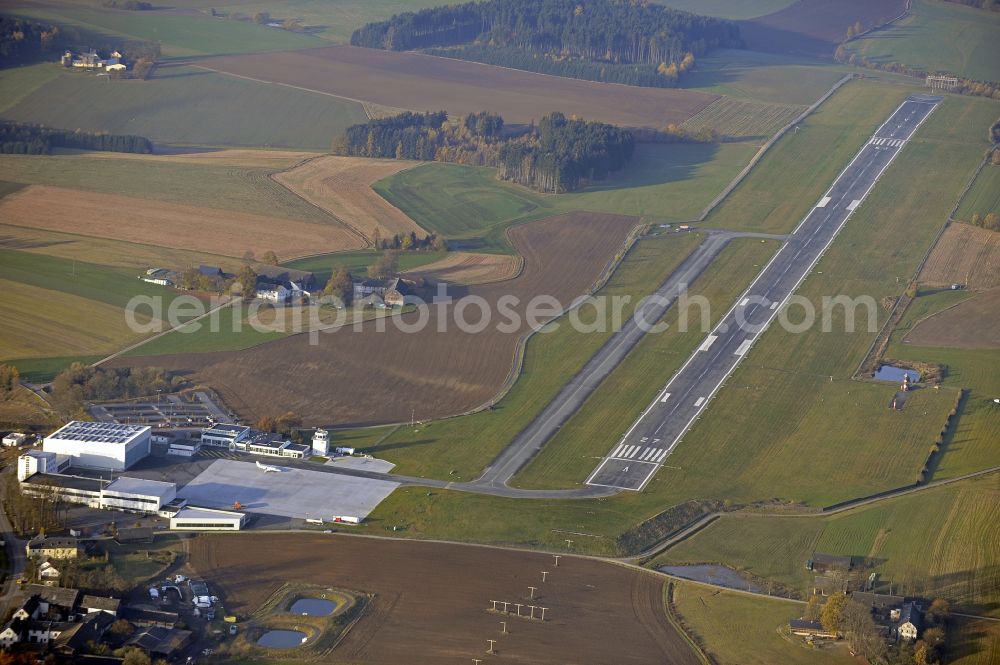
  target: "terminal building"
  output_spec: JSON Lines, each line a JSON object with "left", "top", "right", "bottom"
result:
{"left": 200, "top": 424, "right": 250, "bottom": 448}
{"left": 43, "top": 421, "right": 151, "bottom": 471}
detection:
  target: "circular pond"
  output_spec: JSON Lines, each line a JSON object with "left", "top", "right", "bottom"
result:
{"left": 290, "top": 597, "right": 338, "bottom": 616}
{"left": 257, "top": 630, "right": 307, "bottom": 648}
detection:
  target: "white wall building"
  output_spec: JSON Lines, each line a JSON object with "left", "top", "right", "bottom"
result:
{"left": 102, "top": 477, "right": 177, "bottom": 513}
{"left": 169, "top": 507, "right": 244, "bottom": 531}
{"left": 3, "top": 432, "right": 29, "bottom": 447}
{"left": 43, "top": 421, "right": 151, "bottom": 471}
{"left": 17, "top": 450, "right": 69, "bottom": 482}
{"left": 201, "top": 424, "right": 250, "bottom": 448}
{"left": 312, "top": 428, "right": 329, "bottom": 456}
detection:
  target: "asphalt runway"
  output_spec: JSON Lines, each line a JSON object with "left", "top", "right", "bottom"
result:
{"left": 586, "top": 94, "right": 941, "bottom": 491}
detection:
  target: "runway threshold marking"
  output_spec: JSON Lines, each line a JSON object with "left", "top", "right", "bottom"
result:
{"left": 660, "top": 392, "right": 672, "bottom": 403}
{"left": 739, "top": 297, "right": 750, "bottom": 306}
{"left": 847, "top": 199, "right": 861, "bottom": 211}
{"left": 734, "top": 339, "right": 753, "bottom": 356}
{"left": 694, "top": 396, "right": 706, "bottom": 407}
{"left": 816, "top": 196, "right": 831, "bottom": 208}
{"left": 698, "top": 335, "right": 718, "bottom": 352}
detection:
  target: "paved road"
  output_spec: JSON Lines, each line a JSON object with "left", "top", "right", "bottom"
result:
{"left": 587, "top": 94, "right": 941, "bottom": 491}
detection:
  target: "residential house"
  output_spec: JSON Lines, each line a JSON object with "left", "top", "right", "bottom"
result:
{"left": 38, "top": 560, "right": 60, "bottom": 582}
{"left": 255, "top": 282, "right": 290, "bottom": 302}
{"left": 24, "top": 620, "right": 75, "bottom": 644}
{"left": 50, "top": 612, "right": 115, "bottom": 658}
{"left": 23, "top": 584, "right": 81, "bottom": 619}
{"left": 26, "top": 535, "right": 79, "bottom": 559}
{"left": 0, "top": 621, "right": 22, "bottom": 648}
{"left": 897, "top": 602, "right": 923, "bottom": 641}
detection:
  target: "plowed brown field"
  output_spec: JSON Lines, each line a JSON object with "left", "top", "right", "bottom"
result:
{"left": 188, "top": 533, "right": 701, "bottom": 665}
{"left": 919, "top": 223, "right": 1000, "bottom": 290}
{"left": 113, "top": 211, "right": 637, "bottom": 425}
{"left": 201, "top": 46, "right": 717, "bottom": 128}
{"left": 274, "top": 155, "right": 425, "bottom": 243}
{"left": 0, "top": 184, "right": 364, "bottom": 259}
{"left": 741, "top": 0, "right": 906, "bottom": 58}
{"left": 408, "top": 251, "right": 522, "bottom": 285}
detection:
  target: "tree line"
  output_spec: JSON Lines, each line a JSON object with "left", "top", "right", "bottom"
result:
{"left": 335, "top": 110, "right": 634, "bottom": 193}
{"left": 351, "top": 0, "right": 740, "bottom": 88}
{"left": 0, "top": 121, "right": 153, "bottom": 155}
{"left": 834, "top": 47, "right": 1000, "bottom": 101}
{"left": 0, "top": 16, "right": 60, "bottom": 65}
{"left": 49, "top": 363, "right": 184, "bottom": 416}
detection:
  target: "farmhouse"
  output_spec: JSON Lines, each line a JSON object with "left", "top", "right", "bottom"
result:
{"left": 37, "top": 561, "right": 60, "bottom": 582}
{"left": 42, "top": 421, "right": 152, "bottom": 471}
{"left": 353, "top": 276, "right": 412, "bottom": 307}
{"left": 897, "top": 602, "right": 924, "bottom": 641}
{"left": 25, "top": 536, "right": 79, "bottom": 560}
{"left": 80, "top": 595, "right": 120, "bottom": 617}
{"left": 126, "top": 626, "right": 193, "bottom": 659}
{"left": 255, "top": 264, "right": 316, "bottom": 292}
{"left": 807, "top": 552, "right": 853, "bottom": 573}
{"left": 0, "top": 587, "right": 119, "bottom": 651}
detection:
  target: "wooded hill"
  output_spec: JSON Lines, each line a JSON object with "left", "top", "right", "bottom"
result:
{"left": 335, "top": 110, "right": 634, "bottom": 193}
{"left": 351, "top": 0, "right": 741, "bottom": 88}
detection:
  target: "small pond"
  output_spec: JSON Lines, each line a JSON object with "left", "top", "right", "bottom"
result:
{"left": 658, "top": 564, "right": 763, "bottom": 593}
{"left": 290, "top": 597, "right": 338, "bottom": 616}
{"left": 257, "top": 630, "right": 307, "bottom": 649}
{"left": 874, "top": 365, "right": 920, "bottom": 383}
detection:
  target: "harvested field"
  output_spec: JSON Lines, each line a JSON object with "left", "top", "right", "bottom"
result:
{"left": 112, "top": 212, "right": 638, "bottom": 425}
{"left": 0, "top": 184, "right": 364, "bottom": 260}
{"left": 188, "top": 534, "right": 701, "bottom": 665}
{"left": 905, "top": 288, "right": 1000, "bottom": 350}
{"left": 201, "top": 46, "right": 718, "bottom": 129}
{"left": 741, "top": 0, "right": 906, "bottom": 59}
{"left": 103, "top": 149, "right": 317, "bottom": 168}
{"left": 406, "top": 251, "right": 522, "bottom": 285}
{"left": 680, "top": 96, "right": 805, "bottom": 139}
{"left": 919, "top": 223, "right": 1000, "bottom": 290}
{"left": 273, "top": 156, "right": 425, "bottom": 243}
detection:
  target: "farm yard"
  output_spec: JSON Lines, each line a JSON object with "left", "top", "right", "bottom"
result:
{"left": 112, "top": 212, "right": 640, "bottom": 426}
{"left": 200, "top": 46, "right": 719, "bottom": 129}
{"left": 918, "top": 223, "right": 1000, "bottom": 290}
{"left": 0, "top": 184, "right": 364, "bottom": 259}
{"left": 680, "top": 96, "right": 806, "bottom": 140}
{"left": 188, "top": 533, "right": 702, "bottom": 665}
{"left": 0, "top": 63, "right": 369, "bottom": 150}
{"left": 273, "top": 155, "right": 426, "bottom": 243}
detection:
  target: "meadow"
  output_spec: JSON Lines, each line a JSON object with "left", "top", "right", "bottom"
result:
{"left": 656, "top": 473, "right": 1000, "bottom": 616}
{"left": 1, "top": 64, "right": 368, "bottom": 149}
{"left": 374, "top": 142, "right": 757, "bottom": 251}
{"left": 844, "top": 0, "right": 1000, "bottom": 84}
{"left": 954, "top": 162, "right": 1000, "bottom": 223}
{"left": 672, "top": 583, "right": 855, "bottom": 665}
{"left": 2, "top": 2, "right": 324, "bottom": 57}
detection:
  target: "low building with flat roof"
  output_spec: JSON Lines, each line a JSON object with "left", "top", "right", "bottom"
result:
{"left": 169, "top": 506, "right": 244, "bottom": 531}
{"left": 43, "top": 421, "right": 151, "bottom": 471}
{"left": 102, "top": 477, "right": 176, "bottom": 513}
{"left": 22, "top": 473, "right": 105, "bottom": 508}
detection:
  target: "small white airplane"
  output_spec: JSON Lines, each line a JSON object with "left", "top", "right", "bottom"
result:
{"left": 256, "top": 460, "right": 281, "bottom": 473}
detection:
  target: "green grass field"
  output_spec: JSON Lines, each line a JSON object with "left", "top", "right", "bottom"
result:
{"left": 1, "top": 64, "right": 367, "bottom": 149}
{"left": 3, "top": 2, "right": 324, "bottom": 57}
{"left": 6, "top": 355, "right": 104, "bottom": 383}
{"left": 954, "top": 163, "right": 1000, "bottom": 223}
{"left": 657, "top": 474, "right": 1000, "bottom": 616}
{"left": 374, "top": 142, "right": 757, "bottom": 251}
{"left": 357, "top": 232, "right": 704, "bottom": 480}
{"left": 672, "top": 583, "right": 855, "bottom": 665}
{"left": 0, "top": 152, "right": 330, "bottom": 224}
{"left": 513, "top": 237, "right": 779, "bottom": 489}
{"left": 679, "top": 49, "right": 849, "bottom": 106}
{"left": 844, "top": 0, "right": 1000, "bottom": 83}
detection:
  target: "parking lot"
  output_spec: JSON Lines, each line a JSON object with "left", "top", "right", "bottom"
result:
{"left": 90, "top": 391, "right": 231, "bottom": 429}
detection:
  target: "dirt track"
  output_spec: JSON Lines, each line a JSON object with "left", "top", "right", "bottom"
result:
{"left": 113, "top": 211, "right": 637, "bottom": 425}
{"left": 188, "top": 533, "right": 701, "bottom": 665}
{"left": 201, "top": 46, "right": 717, "bottom": 129}
{"left": 0, "top": 184, "right": 364, "bottom": 259}
{"left": 274, "top": 155, "right": 426, "bottom": 242}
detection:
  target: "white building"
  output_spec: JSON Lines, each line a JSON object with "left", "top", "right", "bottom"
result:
{"left": 167, "top": 439, "right": 201, "bottom": 457}
{"left": 201, "top": 424, "right": 250, "bottom": 448}
{"left": 17, "top": 450, "right": 69, "bottom": 482}
{"left": 3, "top": 432, "right": 29, "bottom": 447}
{"left": 312, "top": 428, "right": 329, "bottom": 456}
{"left": 102, "top": 477, "right": 177, "bottom": 513}
{"left": 43, "top": 421, "right": 151, "bottom": 471}
{"left": 169, "top": 507, "right": 244, "bottom": 531}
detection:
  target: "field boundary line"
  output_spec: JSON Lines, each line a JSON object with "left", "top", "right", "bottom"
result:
{"left": 692, "top": 73, "right": 855, "bottom": 223}
{"left": 853, "top": 142, "right": 992, "bottom": 379}
{"left": 663, "top": 582, "right": 716, "bottom": 665}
